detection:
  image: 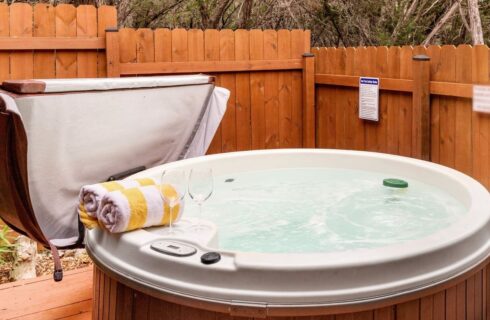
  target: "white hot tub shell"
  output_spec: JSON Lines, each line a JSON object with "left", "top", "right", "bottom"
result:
{"left": 86, "top": 149, "right": 490, "bottom": 310}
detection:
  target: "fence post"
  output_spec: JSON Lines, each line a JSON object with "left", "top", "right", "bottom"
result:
{"left": 302, "top": 53, "right": 316, "bottom": 148}
{"left": 105, "top": 27, "right": 120, "bottom": 78}
{"left": 412, "top": 55, "right": 431, "bottom": 161}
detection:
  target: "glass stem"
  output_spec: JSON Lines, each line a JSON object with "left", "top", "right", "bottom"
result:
{"left": 169, "top": 204, "right": 174, "bottom": 233}
{"left": 198, "top": 202, "right": 202, "bottom": 227}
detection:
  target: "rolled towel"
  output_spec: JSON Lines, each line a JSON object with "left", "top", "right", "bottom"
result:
{"left": 98, "top": 184, "right": 184, "bottom": 233}
{"left": 78, "top": 178, "right": 156, "bottom": 218}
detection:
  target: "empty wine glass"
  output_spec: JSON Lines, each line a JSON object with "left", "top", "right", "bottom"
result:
{"left": 188, "top": 168, "right": 213, "bottom": 230}
{"left": 160, "top": 169, "right": 186, "bottom": 234}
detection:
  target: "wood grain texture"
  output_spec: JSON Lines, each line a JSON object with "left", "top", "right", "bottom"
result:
{"left": 0, "top": 4, "right": 10, "bottom": 82}
{"left": 314, "top": 44, "right": 490, "bottom": 190}
{"left": 55, "top": 4, "right": 77, "bottom": 78}
{"left": 219, "top": 29, "right": 237, "bottom": 152}
{"left": 235, "top": 29, "right": 252, "bottom": 151}
{"left": 204, "top": 29, "right": 222, "bottom": 154}
{"left": 9, "top": 3, "right": 33, "bottom": 80}
{"left": 96, "top": 5, "right": 117, "bottom": 77}
{"left": 33, "top": 4, "right": 55, "bottom": 79}
{"left": 76, "top": 5, "right": 97, "bottom": 78}
{"left": 92, "top": 262, "right": 490, "bottom": 320}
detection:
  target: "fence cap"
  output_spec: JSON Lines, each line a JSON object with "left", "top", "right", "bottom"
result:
{"left": 105, "top": 27, "right": 119, "bottom": 33}
{"left": 413, "top": 54, "right": 430, "bottom": 61}
{"left": 303, "top": 53, "right": 315, "bottom": 57}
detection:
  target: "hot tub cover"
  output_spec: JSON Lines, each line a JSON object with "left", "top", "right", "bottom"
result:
{"left": 0, "top": 75, "right": 228, "bottom": 248}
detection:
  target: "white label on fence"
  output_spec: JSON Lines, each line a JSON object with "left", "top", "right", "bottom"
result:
{"left": 359, "top": 77, "right": 379, "bottom": 121}
{"left": 473, "top": 85, "right": 490, "bottom": 114}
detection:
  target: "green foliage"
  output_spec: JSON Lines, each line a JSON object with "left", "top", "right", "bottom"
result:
{"left": 0, "top": 225, "right": 15, "bottom": 265}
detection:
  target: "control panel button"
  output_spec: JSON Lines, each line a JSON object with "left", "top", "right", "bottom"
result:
{"left": 201, "top": 252, "right": 221, "bottom": 264}
{"left": 151, "top": 241, "right": 197, "bottom": 257}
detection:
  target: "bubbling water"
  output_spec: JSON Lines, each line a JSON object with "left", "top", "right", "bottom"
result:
{"left": 183, "top": 168, "right": 466, "bottom": 254}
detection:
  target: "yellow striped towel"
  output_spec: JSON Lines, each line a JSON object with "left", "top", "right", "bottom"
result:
{"left": 78, "top": 178, "right": 156, "bottom": 229}
{"left": 97, "top": 184, "right": 184, "bottom": 233}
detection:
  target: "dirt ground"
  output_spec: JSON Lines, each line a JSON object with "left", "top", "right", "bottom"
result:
{"left": 0, "top": 248, "right": 93, "bottom": 284}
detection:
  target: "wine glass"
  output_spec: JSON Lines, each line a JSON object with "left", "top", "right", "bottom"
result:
{"left": 188, "top": 168, "right": 213, "bottom": 230}
{"left": 160, "top": 169, "right": 186, "bottom": 234}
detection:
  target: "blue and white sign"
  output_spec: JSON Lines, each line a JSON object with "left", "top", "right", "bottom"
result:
{"left": 473, "top": 85, "right": 490, "bottom": 114}
{"left": 359, "top": 77, "right": 380, "bottom": 121}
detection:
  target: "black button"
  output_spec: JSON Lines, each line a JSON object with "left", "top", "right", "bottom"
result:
{"left": 201, "top": 252, "right": 221, "bottom": 264}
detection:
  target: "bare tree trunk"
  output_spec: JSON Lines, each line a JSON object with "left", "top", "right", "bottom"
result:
{"left": 238, "top": 0, "right": 254, "bottom": 29}
{"left": 422, "top": 2, "right": 459, "bottom": 45}
{"left": 391, "top": 0, "right": 418, "bottom": 41}
{"left": 467, "top": 0, "right": 484, "bottom": 44}
{"left": 9, "top": 236, "right": 37, "bottom": 281}
{"left": 210, "top": 0, "right": 234, "bottom": 28}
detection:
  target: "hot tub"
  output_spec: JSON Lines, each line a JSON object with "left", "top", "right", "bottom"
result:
{"left": 86, "top": 149, "right": 490, "bottom": 319}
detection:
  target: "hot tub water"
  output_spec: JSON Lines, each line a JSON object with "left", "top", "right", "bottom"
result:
{"left": 183, "top": 168, "right": 466, "bottom": 254}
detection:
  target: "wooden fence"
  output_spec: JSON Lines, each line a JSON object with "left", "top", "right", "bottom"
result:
{"left": 103, "top": 28, "right": 313, "bottom": 152}
{"left": 0, "top": 3, "right": 116, "bottom": 81}
{"left": 313, "top": 45, "right": 490, "bottom": 190}
{"left": 0, "top": 3, "right": 489, "bottom": 192}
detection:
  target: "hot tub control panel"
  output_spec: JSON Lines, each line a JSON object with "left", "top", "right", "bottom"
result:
{"left": 150, "top": 240, "right": 197, "bottom": 257}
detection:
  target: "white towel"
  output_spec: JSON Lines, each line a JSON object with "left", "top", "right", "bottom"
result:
{"left": 78, "top": 178, "right": 156, "bottom": 218}
{"left": 98, "top": 184, "right": 184, "bottom": 233}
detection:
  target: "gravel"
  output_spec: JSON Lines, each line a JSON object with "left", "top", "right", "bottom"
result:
{"left": 0, "top": 248, "right": 93, "bottom": 284}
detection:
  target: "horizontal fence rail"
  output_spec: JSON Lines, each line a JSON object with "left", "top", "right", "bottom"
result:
{"left": 0, "top": 37, "right": 106, "bottom": 50}
{"left": 118, "top": 59, "right": 304, "bottom": 75}
{"left": 315, "top": 74, "right": 473, "bottom": 98}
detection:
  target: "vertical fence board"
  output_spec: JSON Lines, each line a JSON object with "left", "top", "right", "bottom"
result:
{"left": 375, "top": 46, "right": 389, "bottom": 152}
{"left": 386, "top": 46, "right": 401, "bottom": 155}
{"left": 55, "top": 4, "right": 77, "bottom": 78}
{"left": 353, "top": 47, "right": 367, "bottom": 150}
{"left": 154, "top": 28, "right": 172, "bottom": 62}
{"left": 187, "top": 29, "right": 204, "bottom": 62}
{"left": 343, "top": 47, "right": 358, "bottom": 150}
{"left": 455, "top": 45, "right": 473, "bottom": 175}
{"left": 438, "top": 46, "right": 457, "bottom": 168}
{"left": 428, "top": 46, "right": 442, "bottom": 163}
{"left": 264, "top": 30, "right": 280, "bottom": 149}
{"left": 136, "top": 29, "right": 155, "bottom": 63}
{"left": 0, "top": 4, "right": 9, "bottom": 82}
{"left": 250, "top": 29, "right": 265, "bottom": 150}
{"left": 334, "top": 48, "right": 347, "bottom": 150}
{"left": 278, "top": 30, "right": 293, "bottom": 148}
{"left": 33, "top": 4, "right": 55, "bottom": 79}
{"left": 326, "top": 48, "right": 338, "bottom": 148}
{"left": 398, "top": 46, "right": 413, "bottom": 157}
{"left": 219, "top": 29, "right": 237, "bottom": 152}
{"left": 76, "top": 5, "right": 97, "bottom": 78}
{"left": 171, "top": 28, "right": 187, "bottom": 62}
{"left": 97, "top": 5, "right": 117, "bottom": 78}
{"left": 9, "top": 3, "right": 33, "bottom": 80}
{"left": 364, "top": 46, "right": 381, "bottom": 152}
{"left": 235, "top": 29, "right": 252, "bottom": 151}
{"left": 119, "top": 28, "right": 137, "bottom": 65}
{"left": 313, "top": 48, "right": 335, "bottom": 148}
{"left": 204, "top": 29, "right": 222, "bottom": 154}
{"left": 291, "top": 29, "right": 306, "bottom": 147}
